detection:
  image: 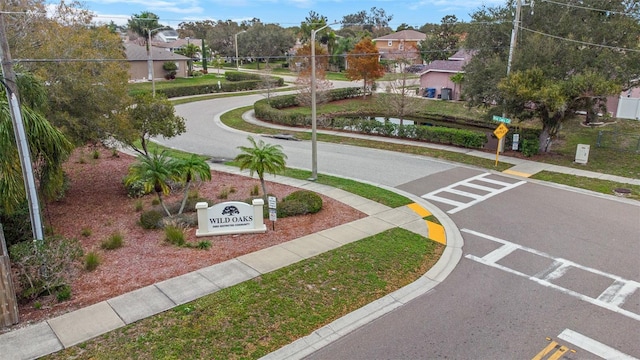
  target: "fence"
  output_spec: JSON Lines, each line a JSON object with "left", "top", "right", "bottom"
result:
{"left": 596, "top": 131, "right": 640, "bottom": 153}
{"left": 0, "top": 224, "right": 19, "bottom": 327}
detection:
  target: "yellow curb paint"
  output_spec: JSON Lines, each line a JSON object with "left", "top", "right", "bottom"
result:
{"left": 532, "top": 341, "right": 558, "bottom": 360}
{"left": 503, "top": 169, "right": 533, "bottom": 178}
{"left": 426, "top": 221, "right": 446, "bottom": 245}
{"left": 407, "top": 203, "right": 431, "bottom": 218}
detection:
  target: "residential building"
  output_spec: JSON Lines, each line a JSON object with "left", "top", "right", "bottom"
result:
{"left": 124, "top": 43, "right": 189, "bottom": 81}
{"left": 418, "top": 49, "right": 474, "bottom": 101}
{"left": 373, "top": 29, "right": 426, "bottom": 67}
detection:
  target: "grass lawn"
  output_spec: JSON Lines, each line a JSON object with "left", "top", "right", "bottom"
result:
{"left": 46, "top": 228, "right": 444, "bottom": 360}
{"left": 128, "top": 73, "right": 230, "bottom": 94}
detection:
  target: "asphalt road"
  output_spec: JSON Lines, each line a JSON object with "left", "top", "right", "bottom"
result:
{"left": 160, "top": 91, "right": 640, "bottom": 359}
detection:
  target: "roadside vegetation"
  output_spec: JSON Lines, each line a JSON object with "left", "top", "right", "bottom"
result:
{"left": 45, "top": 228, "right": 444, "bottom": 360}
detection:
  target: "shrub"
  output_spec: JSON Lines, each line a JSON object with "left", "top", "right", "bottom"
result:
{"left": 85, "top": 251, "right": 100, "bottom": 271}
{"left": 195, "top": 240, "right": 211, "bottom": 250}
{"left": 123, "top": 177, "right": 148, "bottom": 198}
{"left": 9, "top": 236, "right": 83, "bottom": 300}
{"left": 277, "top": 190, "right": 323, "bottom": 217}
{"left": 164, "top": 225, "right": 186, "bottom": 246}
{"left": 140, "top": 210, "right": 164, "bottom": 229}
{"left": 217, "top": 187, "right": 229, "bottom": 199}
{"left": 522, "top": 138, "right": 539, "bottom": 157}
{"left": 92, "top": 149, "right": 100, "bottom": 159}
{"left": 101, "top": 232, "right": 124, "bottom": 250}
{"left": 80, "top": 227, "right": 92, "bottom": 237}
{"left": 56, "top": 285, "right": 72, "bottom": 302}
{"left": 250, "top": 185, "right": 260, "bottom": 196}
{"left": 134, "top": 199, "right": 144, "bottom": 212}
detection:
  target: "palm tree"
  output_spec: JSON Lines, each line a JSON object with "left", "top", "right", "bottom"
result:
{"left": 235, "top": 136, "right": 287, "bottom": 201}
{"left": 175, "top": 154, "right": 212, "bottom": 214}
{"left": 124, "top": 150, "right": 180, "bottom": 217}
{"left": 177, "top": 43, "right": 200, "bottom": 76}
{"left": 1, "top": 72, "right": 73, "bottom": 215}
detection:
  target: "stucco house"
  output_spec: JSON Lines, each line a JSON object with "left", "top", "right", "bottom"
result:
{"left": 125, "top": 43, "right": 190, "bottom": 81}
{"left": 373, "top": 29, "right": 426, "bottom": 66}
{"left": 418, "top": 49, "right": 473, "bottom": 101}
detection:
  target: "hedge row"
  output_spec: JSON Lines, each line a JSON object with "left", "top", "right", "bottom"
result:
{"left": 157, "top": 72, "right": 283, "bottom": 98}
{"left": 254, "top": 90, "right": 487, "bottom": 148}
{"left": 329, "top": 118, "right": 486, "bottom": 148}
{"left": 254, "top": 87, "right": 364, "bottom": 126}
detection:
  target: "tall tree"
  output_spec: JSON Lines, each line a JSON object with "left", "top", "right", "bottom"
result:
{"left": 341, "top": 7, "right": 394, "bottom": 37}
{"left": 7, "top": 1, "right": 130, "bottom": 145}
{"left": 127, "top": 11, "right": 161, "bottom": 50}
{"left": 346, "top": 38, "right": 385, "bottom": 98}
{"left": 235, "top": 136, "right": 287, "bottom": 202}
{"left": 300, "top": 11, "right": 329, "bottom": 44}
{"left": 294, "top": 43, "right": 333, "bottom": 106}
{"left": 175, "top": 43, "right": 200, "bottom": 75}
{"left": 499, "top": 68, "right": 620, "bottom": 152}
{"left": 240, "top": 23, "right": 295, "bottom": 70}
{"left": 463, "top": 0, "right": 640, "bottom": 151}
{"left": 377, "top": 55, "right": 421, "bottom": 125}
{"left": 118, "top": 93, "right": 186, "bottom": 158}
{"left": 417, "top": 15, "right": 460, "bottom": 64}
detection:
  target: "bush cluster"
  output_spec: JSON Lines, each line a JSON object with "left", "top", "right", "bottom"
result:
{"left": 254, "top": 90, "right": 487, "bottom": 149}
{"left": 9, "top": 236, "right": 83, "bottom": 300}
{"left": 277, "top": 190, "right": 323, "bottom": 218}
{"left": 140, "top": 209, "right": 164, "bottom": 229}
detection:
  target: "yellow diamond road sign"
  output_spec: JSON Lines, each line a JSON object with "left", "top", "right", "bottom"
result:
{"left": 494, "top": 123, "right": 509, "bottom": 139}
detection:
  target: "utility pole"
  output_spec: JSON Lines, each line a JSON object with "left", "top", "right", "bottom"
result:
{"left": 506, "top": 0, "right": 523, "bottom": 77}
{"left": 0, "top": 12, "right": 44, "bottom": 242}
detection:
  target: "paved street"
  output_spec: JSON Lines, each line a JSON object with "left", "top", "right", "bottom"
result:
{"left": 161, "top": 92, "right": 640, "bottom": 359}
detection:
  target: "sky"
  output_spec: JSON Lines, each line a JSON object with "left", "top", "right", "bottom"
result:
{"left": 66, "top": 0, "right": 505, "bottom": 30}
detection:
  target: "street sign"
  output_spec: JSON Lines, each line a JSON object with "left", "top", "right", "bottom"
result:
{"left": 493, "top": 123, "right": 509, "bottom": 140}
{"left": 269, "top": 209, "right": 277, "bottom": 221}
{"left": 492, "top": 115, "right": 511, "bottom": 124}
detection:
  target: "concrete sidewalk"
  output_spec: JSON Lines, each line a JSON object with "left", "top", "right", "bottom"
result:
{"left": 0, "top": 164, "right": 463, "bottom": 360}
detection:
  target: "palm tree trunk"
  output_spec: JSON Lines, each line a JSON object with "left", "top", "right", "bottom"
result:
{"left": 260, "top": 177, "right": 268, "bottom": 202}
{"left": 157, "top": 193, "right": 172, "bottom": 217}
{"left": 178, "top": 181, "right": 192, "bottom": 214}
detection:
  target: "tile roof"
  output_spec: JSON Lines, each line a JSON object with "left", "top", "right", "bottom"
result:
{"left": 373, "top": 29, "right": 426, "bottom": 41}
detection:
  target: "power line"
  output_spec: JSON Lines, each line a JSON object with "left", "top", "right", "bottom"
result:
{"left": 539, "top": 0, "right": 638, "bottom": 17}
{"left": 519, "top": 26, "right": 640, "bottom": 53}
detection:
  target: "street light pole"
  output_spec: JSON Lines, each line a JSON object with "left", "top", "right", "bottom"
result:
{"left": 0, "top": 13, "right": 44, "bottom": 242}
{"left": 310, "top": 22, "right": 338, "bottom": 181}
{"left": 235, "top": 30, "right": 246, "bottom": 71}
{"left": 147, "top": 26, "right": 164, "bottom": 97}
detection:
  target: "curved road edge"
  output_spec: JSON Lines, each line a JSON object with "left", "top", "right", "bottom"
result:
{"left": 259, "top": 187, "right": 464, "bottom": 360}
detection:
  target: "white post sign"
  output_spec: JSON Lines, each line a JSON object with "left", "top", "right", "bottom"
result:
{"left": 268, "top": 196, "right": 277, "bottom": 230}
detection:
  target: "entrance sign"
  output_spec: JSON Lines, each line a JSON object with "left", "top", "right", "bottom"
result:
{"left": 195, "top": 200, "right": 266, "bottom": 236}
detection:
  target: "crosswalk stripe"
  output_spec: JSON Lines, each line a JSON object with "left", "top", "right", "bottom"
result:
{"left": 421, "top": 173, "right": 526, "bottom": 214}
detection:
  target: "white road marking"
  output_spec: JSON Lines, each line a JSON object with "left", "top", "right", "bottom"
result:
{"left": 421, "top": 173, "right": 526, "bottom": 214}
{"left": 462, "top": 228, "right": 640, "bottom": 322}
{"left": 558, "top": 329, "right": 639, "bottom": 360}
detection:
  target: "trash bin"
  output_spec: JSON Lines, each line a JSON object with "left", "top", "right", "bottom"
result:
{"left": 424, "top": 88, "right": 436, "bottom": 98}
{"left": 441, "top": 88, "right": 452, "bottom": 100}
